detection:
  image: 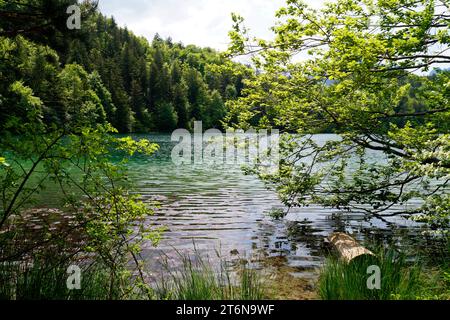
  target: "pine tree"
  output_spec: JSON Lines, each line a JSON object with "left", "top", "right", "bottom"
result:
{"left": 184, "top": 68, "right": 209, "bottom": 122}
{"left": 207, "top": 90, "right": 226, "bottom": 129}
{"left": 155, "top": 101, "right": 178, "bottom": 132}
{"left": 172, "top": 82, "right": 190, "bottom": 129}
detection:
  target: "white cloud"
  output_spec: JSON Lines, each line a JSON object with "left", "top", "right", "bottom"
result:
{"left": 98, "top": 0, "right": 326, "bottom": 50}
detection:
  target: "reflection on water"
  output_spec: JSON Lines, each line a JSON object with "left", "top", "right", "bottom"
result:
{"left": 124, "top": 134, "right": 435, "bottom": 279}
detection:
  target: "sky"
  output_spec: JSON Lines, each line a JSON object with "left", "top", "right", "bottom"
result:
{"left": 98, "top": 0, "right": 326, "bottom": 51}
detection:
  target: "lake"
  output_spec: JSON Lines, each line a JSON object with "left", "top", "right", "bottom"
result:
{"left": 116, "top": 133, "right": 431, "bottom": 280}
{"left": 26, "top": 133, "right": 439, "bottom": 282}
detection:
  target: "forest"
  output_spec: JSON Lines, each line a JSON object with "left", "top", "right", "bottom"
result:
{"left": 0, "top": 0, "right": 250, "bottom": 133}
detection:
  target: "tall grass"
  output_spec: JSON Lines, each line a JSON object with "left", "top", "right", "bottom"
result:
{"left": 1, "top": 251, "right": 266, "bottom": 300}
{"left": 0, "top": 261, "right": 121, "bottom": 300}
{"left": 318, "top": 248, "right": 441, "bottom": 300}
{"left": 154, "top": 251, "right": 265, "bottom": 300}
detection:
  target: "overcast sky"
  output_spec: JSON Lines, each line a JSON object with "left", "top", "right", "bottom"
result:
{"left": 98, "top": 0, "right": 325, "bottom": 51}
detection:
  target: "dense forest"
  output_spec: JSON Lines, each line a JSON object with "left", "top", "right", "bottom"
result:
{"left": 0, "top": 0, "right": 251, "bottom": 133}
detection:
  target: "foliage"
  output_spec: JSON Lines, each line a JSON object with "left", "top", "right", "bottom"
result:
{"left": 0, "top": 29, "right": 163, "bottom": 298}
{"left": 0, "top": 118, "right": 162, "bottom": 298}
{"left": 226, "top": 0, "right": 450, "bottom": 229}
{"left": 0, "top": 1, "right": 251, "bottom": 133}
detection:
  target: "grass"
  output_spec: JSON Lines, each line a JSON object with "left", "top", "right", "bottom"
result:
{"left": 4, "top": 240, "right": 446, "bottom": 300}
{"left": 318, "top": 247, "right": 450, "bottom": 300}
{"left": 154, "top": 251, "right": 265, "bottom": 300}
{"left": 0, "top": 260, "right": 121, "bottom": 300}
{"left": 0, "top": 249, "right": 266, "bottom": 300}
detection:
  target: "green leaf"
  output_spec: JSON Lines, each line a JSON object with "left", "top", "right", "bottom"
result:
{"left": 0, "top": 157, "right": 9, "bottom": 167}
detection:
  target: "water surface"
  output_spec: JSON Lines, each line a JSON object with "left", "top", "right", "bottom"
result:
{"left": 124, "top": 134, "right": 427, "bottom": 279}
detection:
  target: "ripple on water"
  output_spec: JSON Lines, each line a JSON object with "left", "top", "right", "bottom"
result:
{"left": 123, "top": 134, "right": 430, "bottom": 280}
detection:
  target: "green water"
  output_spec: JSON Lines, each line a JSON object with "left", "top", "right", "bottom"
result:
{"left": 27, "top": 134, "right": 432, "bottom": 278}
{"left": 121, "top": 134, "right": 429, "bottom": 279}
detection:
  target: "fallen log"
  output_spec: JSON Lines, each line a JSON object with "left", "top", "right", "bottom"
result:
{"left": 327, "top": 232, "right": 375, "bottom": 264}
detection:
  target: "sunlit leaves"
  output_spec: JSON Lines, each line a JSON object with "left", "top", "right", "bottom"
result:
{"left": 226, "top": 0, "right": 450, "bottom": 228}
{"left": 116, "top": 136, "right": 159, "bottom": 156}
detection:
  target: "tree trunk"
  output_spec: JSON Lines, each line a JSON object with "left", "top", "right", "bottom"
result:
{"left": 327, "top": 232, "right": 375, "bottom": 263}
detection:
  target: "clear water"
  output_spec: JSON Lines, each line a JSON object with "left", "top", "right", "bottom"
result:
{"left": 26, "top": 133, "right": 439, "bottom": 279}
{"left": 119, "top": 134, "right": 429, "bottom": 278}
